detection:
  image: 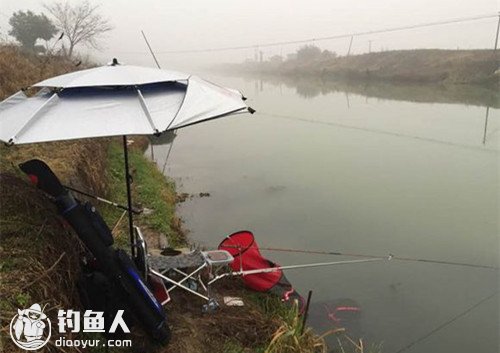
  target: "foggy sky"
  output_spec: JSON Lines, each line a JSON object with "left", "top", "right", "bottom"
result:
{"left": 0, "top": 0, "right": 498, "bottom": 70}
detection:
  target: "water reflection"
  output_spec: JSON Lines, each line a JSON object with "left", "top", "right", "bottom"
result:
{"left": 483, "top": 106, "right": 490, "bottom": 144}
{"left": 227, "top": 74, "right": 500, "bottom": 149}
{"left": 309, "top": 298, "right": 363, "bottom": 333}
{"left": 149, "top": 130, "right": 177, "bottom": 174}
{"left": 149, "top": 130, "right": 177, "bottom": 146}
{"left": 241, "top": 75, "right": 500, "bottom": 108}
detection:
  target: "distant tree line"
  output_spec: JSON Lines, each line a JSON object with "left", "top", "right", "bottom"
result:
{"left": 252, "top": 45, "right": 337, "bottom": 66}
{"left": 6, "top": 0, "right": 112, "bottom": 58}
{"left": 295, "top": 45, "right": 337, "bottom": 62}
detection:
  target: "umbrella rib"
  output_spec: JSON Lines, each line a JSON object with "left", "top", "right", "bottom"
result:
{"left": 0, "top": 91, "right": 27, "bottom": 113}
{"left": 136, "top": 88, "right": 159, "bottom": 134}
{"left": 165, "top": 75, "right": 191, "bottom": 131}
{"left": 169, "top": 106, "right": 248, "bottom": 130}
{"left": 9, "top": 92, "right": 59, "bottom": 144}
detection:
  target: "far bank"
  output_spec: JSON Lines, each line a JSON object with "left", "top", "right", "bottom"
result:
{"left": 220, "top": 49, "right": 500, "bottom": 86}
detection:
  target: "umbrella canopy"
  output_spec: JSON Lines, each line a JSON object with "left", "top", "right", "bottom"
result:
{"left": 33, "top": 64, "right": 189, "bottom": 88}
{"left": 0, "top": 64, "right": 250, "bottom": 145}
{"left": 0, "top": 62, "right": 253, "bottom": 255}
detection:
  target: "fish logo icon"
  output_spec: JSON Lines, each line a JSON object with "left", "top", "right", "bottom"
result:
{"left": 10, "top": 303, "right": 51, "bottom": 350}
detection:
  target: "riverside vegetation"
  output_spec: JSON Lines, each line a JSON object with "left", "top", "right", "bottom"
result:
{"left": 222, "top": 47, "right": 500, "bottom": 86}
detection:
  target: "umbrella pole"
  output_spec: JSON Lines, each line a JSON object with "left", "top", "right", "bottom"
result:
{"left": 123, "top": 135, "right": 135, "bottom": 257}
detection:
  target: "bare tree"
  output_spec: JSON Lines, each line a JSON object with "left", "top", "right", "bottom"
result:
{"left": 44, "top": 1, "right": 112, "bottom": 58}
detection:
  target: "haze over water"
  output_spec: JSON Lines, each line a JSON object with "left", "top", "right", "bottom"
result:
{"left": 150, "top": 75, "right": 499, "bottom": 353}
{"left": 1, "top": 0, "right": 498, "bottom": 69}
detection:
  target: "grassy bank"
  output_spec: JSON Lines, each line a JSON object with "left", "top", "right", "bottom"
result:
{"left": 0, "top": 138, "right": 110, "bottom": 352}
{"left": 223, "top": 49, "right": 500, "bottom": 86}
{"left": 0, "top": 44, "right": 111, "bottom": 351}
{"left": 101, "top": 139, "right": 185, "bottom": 249}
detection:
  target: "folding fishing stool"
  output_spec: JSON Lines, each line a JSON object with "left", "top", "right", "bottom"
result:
{"left": 132, "top": 227, "right": 234, "bottom": 312}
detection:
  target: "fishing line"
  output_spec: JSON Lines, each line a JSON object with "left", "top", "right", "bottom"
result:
{"left": 394, "top": 291, "right": 498, "bottom": 353}
{"left": 224, "top": 245, "right": 498, "bottom": 270}
{"left": 262, "top": 112, "right": 498, "bottom": 153}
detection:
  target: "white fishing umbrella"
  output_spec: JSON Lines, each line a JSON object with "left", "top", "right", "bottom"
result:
{"left": 0, "top": 64, "right": 251, "bottom": 144}
{"left": 0, "top": 60, "right": 254, "bottom": 252}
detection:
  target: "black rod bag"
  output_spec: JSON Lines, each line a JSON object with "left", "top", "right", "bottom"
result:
{"left": 19, "top": 159, "right": 170, "bottom": 343}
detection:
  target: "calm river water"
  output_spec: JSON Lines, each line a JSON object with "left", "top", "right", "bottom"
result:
{"left": 149, "top": 75, "right": 499, "bottom": 353}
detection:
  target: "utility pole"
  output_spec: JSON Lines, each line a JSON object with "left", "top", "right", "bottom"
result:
{"left": 368, "top": 40, "right": 372, "bottom": 53}
{"left": 494, "top": 12, "right": 500, "bottom": 50}
{"left": 347, "top": 36, "right": 354, "bottom": 56}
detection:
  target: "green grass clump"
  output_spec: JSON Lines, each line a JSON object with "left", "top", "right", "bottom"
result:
{"left": 245, "top": 293, "right": 323, "bottom": 353}
{"left": 247, "top": 292, "right": 293, "bottom": 322}
{"left": 102, "top": 140, "right": 183, "bottom": 248}
{"left": 247, "top": 292, "right": 384, "bottom": 353}
{"left": 264, "top": 302, "right": 325, "bottom": 353}
{"left": 15, "top": 292, "right": 31, "bottom": 307}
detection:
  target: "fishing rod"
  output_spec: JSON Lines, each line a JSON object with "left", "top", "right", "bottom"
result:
{"left": 141, "top": 30, "right": 162, "bottom": 165}
{"left": 224, "top": 245, "right": 498, "bottom": 270}
{"left": 208, "top": 257, "right": 386, "bottom": 285}
{"left": 141, "top": 30, "right": 161, "bottom": 69}
{"left": 140, "top": 30, "right": 178, "bottom": 171}
{"left": 63, "top": 185, "right": 142, "bottom": 215}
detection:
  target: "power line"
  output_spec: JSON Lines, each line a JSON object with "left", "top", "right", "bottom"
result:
{"left": 120, "top": 13, "right": 497, "bottom": 55}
